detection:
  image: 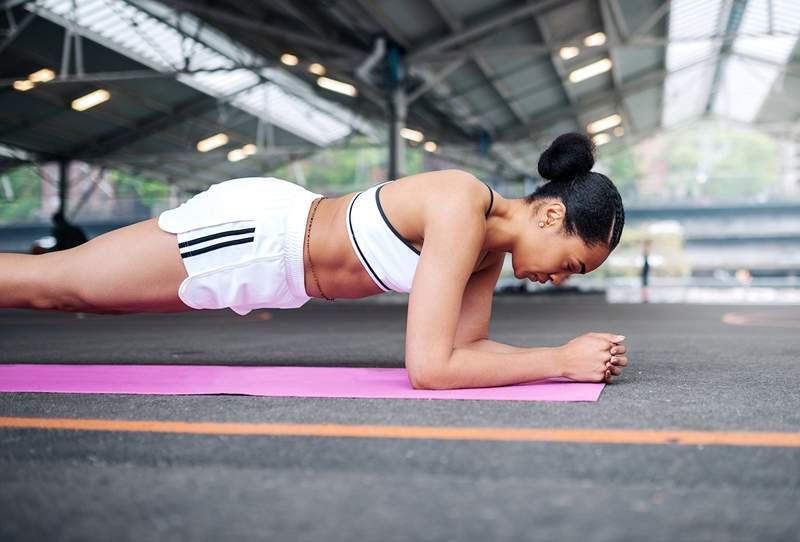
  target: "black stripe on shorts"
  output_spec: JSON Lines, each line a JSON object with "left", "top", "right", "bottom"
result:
{"left": 178, "top": 227, "right": 256, "bottom": 248}
{"left": 180, "top": 237, "right": 254, "bottom": 259}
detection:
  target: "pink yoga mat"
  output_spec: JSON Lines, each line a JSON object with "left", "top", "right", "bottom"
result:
{"left": 0, "top": 364, "right": 604, "bottom": 402}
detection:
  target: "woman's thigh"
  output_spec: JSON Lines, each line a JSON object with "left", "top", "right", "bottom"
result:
{"left": 44, "top": 217, "right": 193, "bottom": 313}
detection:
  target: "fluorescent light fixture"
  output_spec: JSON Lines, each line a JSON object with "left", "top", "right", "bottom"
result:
{"left": 592, "top": 133, "right": 611, "bottom": 145}
{"left": 584, "top": 32, "right": 606, "bottom": 47}
{"left": 13, "top": 80, "right": 35, "bottom": 91}
{"left": 196, "top": 133, "right": 229, "bottom": 152}
{"left": 308, "top": 63, "right": 326, "bottom": 76}
{"left": 280, "top": 53, "right": 299, "bottom": 66}
{"left": 613, "top": 126, "right": 625, "bottom": 137}
{"left": 316, "top": 76, "right": 357, "bottom": 97}
{"left": 29, "top": 68, "right": 56, "bottom": 83}
{"left": 569, "top": 58, "right": 612, "bottom": 83}
{"left": 242, "top": 144, "right": 257, "bottom": 155}
{"left": 559, "top": 46, "right": 580, "bottom": 60}
{"left": 227, "top": 148, "right": 246, "bottom": 162}
{"left": 586, "top": 113, "right": 622, "bottom": 134}
{"left": 71, "top": 89, "right": 110, "bottom": 111}
{"left": 423, "top": 141, "right": 438, "bottom": 152}
{"left": 400, "top": 127, "right": 424, "bottom": 143}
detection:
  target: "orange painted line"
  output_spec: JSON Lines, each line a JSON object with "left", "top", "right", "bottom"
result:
{"left": 722, "top": 312, "right": 800, "bottom": 328}
{"left": 1, "top": 416, "right": 799, "bottom": 448}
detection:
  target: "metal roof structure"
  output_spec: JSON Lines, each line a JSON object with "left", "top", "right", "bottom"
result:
{"left": 1, "top": 0, "right": 799, "bottom": 188}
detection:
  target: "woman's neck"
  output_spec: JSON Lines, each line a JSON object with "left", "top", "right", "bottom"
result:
{"left": 483, "top": 196, "right": 523, "bottom": 253}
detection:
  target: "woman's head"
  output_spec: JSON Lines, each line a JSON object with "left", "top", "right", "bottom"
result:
{"left": 510, "top": 132, "right": 625, "bottom": 285}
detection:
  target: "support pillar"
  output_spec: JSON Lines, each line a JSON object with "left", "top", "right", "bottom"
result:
{"left": 386, "top": 43, "right": 406, "bottom": 181}
{"left": 389, "top": 87, "right": 407, "bottom": 180}
{"left": 58, "top": 159, "right": 69, "bottom": 217}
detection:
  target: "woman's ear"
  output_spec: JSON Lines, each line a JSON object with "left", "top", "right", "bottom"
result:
{"left": 544, "top": 201, "right": 566, "bottom": 226}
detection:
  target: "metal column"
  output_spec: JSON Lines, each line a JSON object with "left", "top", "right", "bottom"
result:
{"left": 389, "top": 87, "right": 407, "bottom": 180}
{"left": 58, "top": 159, "right": 69, "bottom": 216}
{"left": 387, "top": 44, "right": 406, "bottom": 180}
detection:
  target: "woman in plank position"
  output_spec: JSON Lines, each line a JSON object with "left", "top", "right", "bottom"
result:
{"left": 1, "top": 132, "right": 628, "bottom": 389}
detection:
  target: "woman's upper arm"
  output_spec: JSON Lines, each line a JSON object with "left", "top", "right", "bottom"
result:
{"left": 404, "top": 187, "right": 485, "bottom": 386}
{"left": 453, "top": 252, "right": 504, "bottom": 348}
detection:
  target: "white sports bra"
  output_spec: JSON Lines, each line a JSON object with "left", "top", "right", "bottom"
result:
{"left": 345, "top": 179, "right": 494, "bottom": 293}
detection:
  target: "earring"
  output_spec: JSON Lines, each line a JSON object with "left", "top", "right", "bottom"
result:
{"left": 538, "top": 221, "right": 545, "bottom": 228}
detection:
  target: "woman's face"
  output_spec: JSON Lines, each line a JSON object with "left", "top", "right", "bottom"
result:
{"left": 511, "top": 200, "right": 611, "bottom": 286}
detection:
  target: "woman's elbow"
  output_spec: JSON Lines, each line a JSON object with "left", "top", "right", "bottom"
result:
{"left": 407, "top": 365, "right": 452, "bottom": 390}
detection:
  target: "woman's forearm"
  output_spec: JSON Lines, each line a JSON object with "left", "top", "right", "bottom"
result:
{"left": 419, "top": 342, "right": 563, "bottom": 390}
{"left": 458, "top": 337, "right": 527, "bottom": 354}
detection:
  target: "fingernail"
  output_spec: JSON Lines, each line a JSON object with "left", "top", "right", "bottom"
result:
{"left": 615, "top": 335, "right": 626, "bottom": 341}
{"left": 610, "top": 348, "right": 617, "bottom": 354}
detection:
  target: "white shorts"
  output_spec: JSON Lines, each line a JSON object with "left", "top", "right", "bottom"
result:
{"left": 157, "top": 177, "right": 324, "bottom": 315}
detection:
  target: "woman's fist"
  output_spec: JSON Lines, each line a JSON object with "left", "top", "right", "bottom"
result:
{"left": 557, "top": 332, "right": 628, "bottom": 383}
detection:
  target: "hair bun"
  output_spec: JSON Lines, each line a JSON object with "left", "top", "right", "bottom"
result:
{"left": 537, "top": 132, "right": 595, "bottom": 183}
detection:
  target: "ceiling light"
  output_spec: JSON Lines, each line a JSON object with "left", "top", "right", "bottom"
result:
{"left": 613, "top": 126, "right": 625, "bottom": 137}
{"left": 281, "top": 53, "right": 299, "bottom": 66}
{"left": 584, "top": 32, "right": 606, "bottom": 47}
{"left": 227, "top": 149, "right": 246, "bottom": 162}
{"left": 316, "top": 76, "right": 357, "bottom": 97}
{"left": 242, "top": 144, "right": 257, "bottom": 155}
{"left": 13, "top": 80, "right": 35, "bottom": 91}
{"left": 568, "top": 58, "right": 612, "bottom": 83}
{"left": 586, "top": 114, "right": 622, "bottom": 134}
{"left": 71, "top": 89, "right": 110, "bottom": 111}
{"left": 400, "top": 128, "right": 424, "bottom": 143}
{"left": 308, "top": 63, "right": 326, "bottom": 76}
{"left": 196, "top": 133, "right": 229, "bottom": 152}
{"left": 423, "top": 141, "right": 438, "bottom": 152}
{"left": 559, "top": 46, "right": 580, "bottom": 60}
{"left": 592, "top": 133, "right": 611, "bottom": 145}
{"left": 29, "top": 68, "right": 56, "bottom": 83}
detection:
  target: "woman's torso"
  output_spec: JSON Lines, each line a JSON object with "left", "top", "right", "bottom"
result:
{"left": 303, "top": 172, "right": 500, "bottom": 300}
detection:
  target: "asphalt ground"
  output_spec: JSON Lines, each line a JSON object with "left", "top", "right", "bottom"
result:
{"left": 1, "top": 293, "right": 799, "bottom": 542}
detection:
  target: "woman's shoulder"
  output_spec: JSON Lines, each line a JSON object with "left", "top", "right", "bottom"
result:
{"left": 397, "top": 169, "right": 490, "bottom": 216}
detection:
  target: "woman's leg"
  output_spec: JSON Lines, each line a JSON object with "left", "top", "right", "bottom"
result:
{"left": 0, "top": 217, "right": 193, "bottom": 313}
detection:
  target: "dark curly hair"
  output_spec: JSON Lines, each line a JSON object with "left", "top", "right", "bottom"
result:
{"left": 526, "top": 132, "right": 625, "bottom": 250}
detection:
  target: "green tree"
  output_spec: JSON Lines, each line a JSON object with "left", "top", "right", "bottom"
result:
{"left": 662, "top": 120, "right": 778, "bottom": 201}
{"left": 0, "top": 166, "right": 43, "bottom": 224}
{"left": 598, "top": 144, "right": 641, "bottom": 197}
{"left": 107, "top": 169, "right": 170, "bottom": 207}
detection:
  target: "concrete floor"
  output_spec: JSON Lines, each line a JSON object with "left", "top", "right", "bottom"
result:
{"left": 1, "top": 294, "right": 799, "bottom": 541}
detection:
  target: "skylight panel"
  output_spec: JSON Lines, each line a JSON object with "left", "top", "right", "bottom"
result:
{"left": 713, "top": 0, "right": 800, "bottom": 122}
{"left": 30, "top": 0, "right": 363, "bottom": 146}
{"left": 662, "top": 0, "right": 724, "bottom": 127}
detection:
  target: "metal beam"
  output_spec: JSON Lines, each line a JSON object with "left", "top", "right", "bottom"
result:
{"left": 407, "top": 57, "right": 466, "bottom": 104}
{"left": 598, "top": 0, "right": 637, "bottom": 134}
{"left": 73, "top": 95, "right": 228, "bottom": 159}
{"left": 157, "top": 0, "right": 365, "bottom": 57}
{"left": 1, "top": 0, "right": 32, "bottom": 9}
{"left": 494, "top": 58, "right": 719, "bottom": 142}
{"left": 428, "top": 0, "right": 527, "bottom": 128}
{"left": 421, "top": 0, "right": 530, "bottom": 176}
{"left": 127, "top": 0, "right": 386, "bottom": 124}
{"left": 353, "top": 0, "right": 410, "bottom": 49}
{"left": 607, "top": 0, "right": 630, "bottom": 42}
{"left": 409, "top": 0, "right": 575, "bottom": 61}
{"left": 704, "top": 0, "right": 749, "bottom": 114}
{"left": 531, "top": 6, "right": 579, "bottom": 115}
{"left": 260, "top": 0, "right": 329, "bottom": 39}
{"left": 411, "top": 31, "right": 798, "bottom": 64}
{"left": 0, "top": 9, "right": 33, "bottom": 56}
{"left": 0, "top": 66, "right": 279, "bottom": 88}
{"left": 629, "top": 0, "right": 670, "bottom": 39}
